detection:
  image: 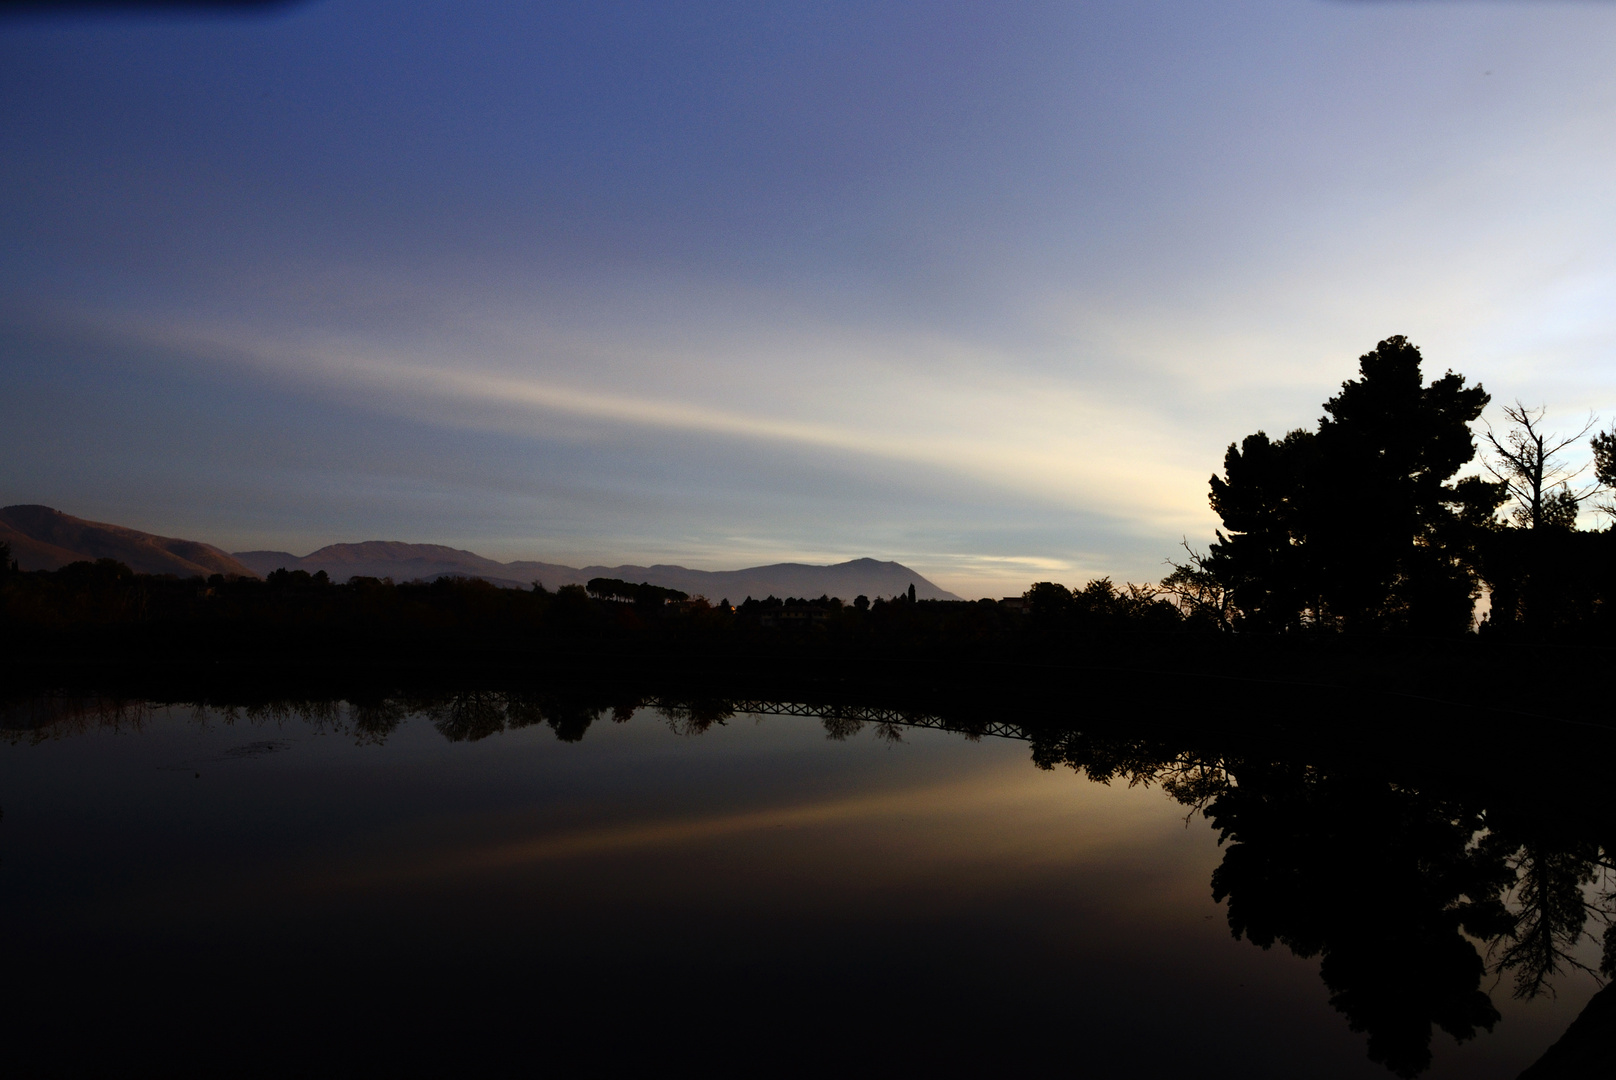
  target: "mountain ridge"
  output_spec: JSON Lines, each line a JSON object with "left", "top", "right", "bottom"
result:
{"left": 0, "top": 505, "right": 257, "bottom": 579}
{"left": 232, "top": 543, "right": 961, "bottom": 600}
{"left": 0, "top": 505, "right": 961, "bottom": 599}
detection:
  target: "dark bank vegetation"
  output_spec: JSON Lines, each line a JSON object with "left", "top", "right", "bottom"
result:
{"left": 6, "top": 548, "right": 1598, "bottom": 722}
{"left": 0, "top": 550, "right": 1207, "bottom": 702}
{"left": 6, "top": 682, "right": 1613, "bottom": 1079}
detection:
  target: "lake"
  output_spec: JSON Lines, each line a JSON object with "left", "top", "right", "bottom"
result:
{"left": 0, "top": 695, "right": 1600, "bottom": 1076}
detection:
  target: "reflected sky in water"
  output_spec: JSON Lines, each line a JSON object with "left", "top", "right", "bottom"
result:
{"left": 0, "top": 704, "right": 1596, "bottom": 1076}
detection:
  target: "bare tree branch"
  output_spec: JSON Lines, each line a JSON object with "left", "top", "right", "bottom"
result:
{"left": 1480, "top": 402, "right": 1597, "bottom": 529}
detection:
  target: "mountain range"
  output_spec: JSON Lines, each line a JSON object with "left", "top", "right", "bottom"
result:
{"left": 232, "top": 542, "right": 959, "bottom": 601}
{"left": 1, "top": 505, "right": 960, "bottom": 601}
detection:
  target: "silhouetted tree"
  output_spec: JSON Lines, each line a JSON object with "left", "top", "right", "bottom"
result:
{"left": 586, "top": 577, "right": 688, "bottom": 606}
{"left": 1206, "top": 336, "right": 1491, "bottom": 633}
{"left": 1206, "top": 428, "right": 1317, "bottom": 630}
{"left": 1469, "top": 407, "right": 1604, "bottom": 634}
{"left": 1160, "top": 541, "right": 1234, "bottom": 629}
{"left": 1589, "top": 425, "right": 1616, "bottom": 522}
{"left": 1482, "top": 403, "right": 1595, "bottom": 530}
{"left": 1023, "top": 581, "right": 1074, "bottom": 624}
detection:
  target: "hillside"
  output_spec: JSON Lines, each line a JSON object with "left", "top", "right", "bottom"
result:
{"left": 232, "top": 543, "right": 960, "bottom": 601}
{"left": 233, "top": 542, "right": 543, "bottom": 589}
{"left": 0, "top": 505, "right": 257, "bottom": 579}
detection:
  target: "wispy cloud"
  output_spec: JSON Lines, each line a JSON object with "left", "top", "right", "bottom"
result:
{"left": 131, "top": 312, "right": 1221, "bottom": 539}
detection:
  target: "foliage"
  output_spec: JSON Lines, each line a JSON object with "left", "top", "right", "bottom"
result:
{"left": 1160, "top": 541, "right": 1233, "bottom": 630}
{"left": 585, "top": 577, "right": 689, "bottom": 605}
{"left": 1205, "top": 427, "right": 1316, "bottom": 631}
{"left": 1198, "top": 336, "right": 1491, "bottom": 634}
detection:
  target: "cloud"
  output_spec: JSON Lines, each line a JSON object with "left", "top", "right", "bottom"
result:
{"left": 120, "top": 309, "right": 1221, "bottom": 541}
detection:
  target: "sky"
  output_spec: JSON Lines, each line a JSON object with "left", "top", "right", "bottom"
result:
{"left": 2, "top": 0, "right": 1614, "bottom": 598}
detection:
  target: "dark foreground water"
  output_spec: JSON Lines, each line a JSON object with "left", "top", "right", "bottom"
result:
{"left": 0, "top": 699, "right": 1601, "bottom": 1077}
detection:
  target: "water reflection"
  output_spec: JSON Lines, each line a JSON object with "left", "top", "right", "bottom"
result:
{"left": 1033, "top": 720, "right": 1616, "bottom": 1078}
{"left": 2, "top": 688, "right": 1611, "bottom": 1076}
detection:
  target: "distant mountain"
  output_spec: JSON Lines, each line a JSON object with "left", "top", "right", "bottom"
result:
{"left": 557, "top": 558, "right": 961, "bottom": 603}
{"left": 0, "top": 505, "right": 258, "bottom": 579}
{"left": 233, "top": 542, "right": 563, "bottom": 591}
{"left": 232, "top": 542, "right": 960, "bottom": 601}
{"left": 0, "top": 505, "right": 958, "bottom": 598}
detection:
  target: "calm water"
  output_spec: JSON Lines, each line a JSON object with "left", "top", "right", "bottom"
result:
{"left": 0, "top": 700, "right": 1596, "bottom": 1076}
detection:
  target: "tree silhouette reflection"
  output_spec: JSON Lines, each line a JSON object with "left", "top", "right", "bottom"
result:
{"left": 1204, "top": 767, "right": 1513, "bottom": 1076}
{"left": 423, "top": 690, "right": 613, "bottom": 743}
{"left": 1026, "top": 718, "right": 1616, "bottom": 1077}
{"left": 428, "top": 690, "right": 510, "bottom": 742}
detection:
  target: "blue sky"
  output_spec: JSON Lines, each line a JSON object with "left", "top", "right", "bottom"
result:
{"left": 3, "top": 0, "right": 1614, "bottom": 596}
